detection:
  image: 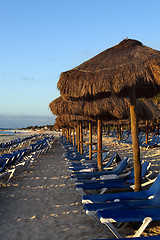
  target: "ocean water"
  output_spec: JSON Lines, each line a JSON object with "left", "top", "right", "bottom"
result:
{"left": 0, "top": 130, "right": 14, "bottom": 135}
{"left": 0, "top": 130, "right": 15, "bottom": 144}
{"left": 0, "top": 129, "right": 42, "bottom": 144}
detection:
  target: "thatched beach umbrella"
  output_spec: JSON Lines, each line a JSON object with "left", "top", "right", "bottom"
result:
{"left": 58, "top": 39, "right": 160, "bottom": 100}
{"left": 57, "top": 39, "right": 160, "bottom": 191}
{"left": 50, "top": 96, "right": 153, "bottom": 121}
{"left": 49, "top": 96, "right": 130, "bottom": 119}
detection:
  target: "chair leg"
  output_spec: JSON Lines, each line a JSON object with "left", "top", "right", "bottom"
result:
{"left": 102, "top": 220, "right": 122, "bottom": 238}
{"left": 100, "top": 188, "right": 108, "bottom": 194}
{"left": 133, "top": 217, "right": 152, "bottom": 237}
{"left": 76, "top": 187, "right": 88, "bottom": 195}
{"left": 7, "top": 168, "right": 16, "bottom": 182}
{"left": 88, "top": 211, "right": 122, "bottom": 238}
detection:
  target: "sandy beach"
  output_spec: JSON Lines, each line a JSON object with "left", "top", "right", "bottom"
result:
{"left": 0, "top": 132, "right": 160, "bottom": 239}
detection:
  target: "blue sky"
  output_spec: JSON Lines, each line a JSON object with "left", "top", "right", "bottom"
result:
{"left": 1, "top": 0, "right": 160, "bottom": 128}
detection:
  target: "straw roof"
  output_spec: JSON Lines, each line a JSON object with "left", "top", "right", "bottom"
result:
{"left": 53, "top": 115, "right": 79, "bottom": 129}
{"left": 57, "top": 114, "right": 92, "bottom": 122}
{"left": 53, "top": 116, "right": 69, "bottom": 129}
{"left": 52, "top": 120, "right": 62, "bottom": 130}
{"left": 49, "top": 96, "right": 153, "bottom": 121}
{"left": 57, "top": 39, "right": 160, "bottom": 100}
{"left": 49, "top": 96, "right": 84, "bottom": 116}
{"left": 54, "top": 114, "right": 94, "bottom": 129}
{"left": 142, "top": 100, "right": 160, "bottom": 119}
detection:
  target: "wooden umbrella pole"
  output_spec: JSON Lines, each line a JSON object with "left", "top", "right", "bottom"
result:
{"left": 146, "top": 120, "right": 149, "bottom": 145}
{"left": 75, "top": 125, "right": 78, "bottom": 148}
{"left": 66, "top": 128, "right": 69, "bottom": 141}
{"left": 69, "top": 128, "right": 71, "bottom": 143}
{"left": 130, "top": 87, "right": 141, "bottom": 192}
{"left": 97, "top": 119, "right": 103, "bottom": 171}
{"left": 72, "top": 128, "right": 75, "bottom": 146}
{"left": 157, "top": 119, "right": 159, "bottom": 135}
{"left": 64, "top": 129, "right": 66, "bottom": 138}
{"left": 119, "top": 123, "right": 121, "bottom": 141}
{"left": 89, "top": 122, "right": 92, "bottom": 160}
{"left": 63, "top": 129, "right": 65, "bottom": 138}
{"left": 77, "top": 124, "right": 80, "bottom": 152}
{"left": 63, "top": 128, "right": 65, "bottom": 137}
{"left": 79, "top": 122, "right": 83, "bottom": 154}
{"left": 76, "top": 125, "right": 78, "bottom": 149}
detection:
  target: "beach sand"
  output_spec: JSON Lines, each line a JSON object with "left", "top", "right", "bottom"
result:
{"left": 0, "top": 132, "right": 160, "bottom": 239}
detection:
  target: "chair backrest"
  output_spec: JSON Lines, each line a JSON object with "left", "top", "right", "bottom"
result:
{"left": 147, "top": 173, "right": 160, "bottom": 196}
{"left": 138, "top": 132, "right": 144, "bottom": 141}
{"left": 139, "top": 134, "right": 146, "bottom": 143}
{"left": 124, "top": 134, "right": 131, "bottom": 142}
{"left": 115, "top": 153, "right": 121, "bottom": 163}
{"left": 103, "top": 152, "right": 117, "bottom": 168}
{"left": 151, "top": 134, "right": 156, "bottom": 143}
{"left": 112, "top": 157, "right": 129, "bottom": 175}
{"left": 128, "top": 134, "right": 132, "bottom": 140}
{"left": 154, "top": 135, "right": 160, "bottom": 144}
{"left": 102, "top": 151, "right": 109, "bottom": 161}
{"left": 141, "top": 161, "right": 151, "bottom": 178}
{"left": 0, "top": 154, "right": 14, "bottom": 168}
{"left": 102, "top": 146, "right": 107, "bottom": 151}
{"left": 126, "top": 166, "right": 134, "bottom": 179}
{"left": 128, "top": 161, "right": 150, "bottom": 184}
{"left": 124, "top": 134, "right": 130, "bottom": 141}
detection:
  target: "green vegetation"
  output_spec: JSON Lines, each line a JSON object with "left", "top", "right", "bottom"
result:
{"left": 22, "top": 125, "right": 53, "bottom": 130}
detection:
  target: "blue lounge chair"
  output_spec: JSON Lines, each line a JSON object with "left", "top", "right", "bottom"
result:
{"left": 71, "top": 157, "right": 129, "bottom": 181}
{"left": 141, "top": 135, "right": 159, "bottom": 148}
{"left": 75, "top": 161, "right": 150, "bottom": 194}
{"left": 82, "top": 172, "right": 160, "bottom": 204}
{"left": 83, "top": 172, "right": 160, "bottom": 219}
{"left": 120, "top": 134, "right": 132, "bottom": 145}
{"left": 0, "top": 153, "right": 19, "bottom": 173}
{"left": 97, "top": 207, "right": 160, "bottom": 238}
{"left": 139, "top": 134, "right": 146, "bottom": 146}
{"left": 67, "top": 149, "right": 109, "bottom": 168}
{"left": 0, "top": 135, "right": 53, "bottom": 183}
{"left": 0, "top": 152, "right": 20, "bottom": 182}
{"left": 68, "top": 152, "right": 117, "bottom": 173}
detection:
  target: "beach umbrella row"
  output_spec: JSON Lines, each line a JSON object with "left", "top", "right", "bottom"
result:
{"left": 57, "top": 38, "right": 160, "bottom": 192}
{"left": 50, "top": 95, "right": 153, "bottom": 171}
{"left": 50, "top": 96, "right": 133, "bottom": 170}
